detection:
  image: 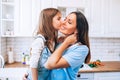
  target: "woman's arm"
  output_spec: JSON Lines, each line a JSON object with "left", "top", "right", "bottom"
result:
{"left": 44, "top": 34, "right": 77, "bottom": 69}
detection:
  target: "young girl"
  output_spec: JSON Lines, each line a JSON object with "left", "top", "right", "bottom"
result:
{"left": 28, "top": 8, "right": 62, "bottom": 80}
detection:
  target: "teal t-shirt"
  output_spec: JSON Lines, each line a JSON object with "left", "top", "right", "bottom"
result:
{"left": 49, "top": 43, "right": 89, "bottom": 80}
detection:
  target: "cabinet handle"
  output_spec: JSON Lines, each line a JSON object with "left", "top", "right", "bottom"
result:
{"left": 77, "top": 74, "right": 81, "bottom": 77}
{"left": 79, "top": 78, "right": 88, "bottom": 79}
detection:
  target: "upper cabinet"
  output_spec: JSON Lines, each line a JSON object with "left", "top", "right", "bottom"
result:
{"left": 0, "top": 0, "right": 35, "bottom": 37}
{"left": 1, "top": 0, "right": 120, "bottom": 37}
{"left": 0, "top": 0, "right": 19, "bottom": 37}
{"left": 54, "top": 0, "right": 120, "bottom": 38}
{"left": 19, "top": 0, "right": 32, "bottom": 37}
{"left": 105, "top": 0, "right": 120, "bottom": 37}
{"left": 90, "top": 0, "right": 120, "bottom": 37}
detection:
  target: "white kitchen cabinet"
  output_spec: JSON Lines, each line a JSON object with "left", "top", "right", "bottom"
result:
{"left": 19, "top": 0, "right": 54, "bottom": 37}
{"left": 19, "top": 0, "right": 32, "bottom": 37}
{"left": 104, "top": 0, "right": 120, "bottom": 37}
{"left": 0, "top": 0, "right": 20, "bottom": 37}
{"left": 89, "top": 0, "right": 120, "bottom": 37}
{"left": 0, "top": 68, "right": 27, "bottom": 80}
{"left": 40, "top": 0, "right": 53, "bottom": 10}
{"left": 0, "top": 35, "right": 1, "bottom": 55}
{"left": 94, "top": 72, "right": 120, "bottom": 80}
{"left": 31, "top": 0, "right": 54, "bottom": 36}
{"left": 89, "top": 0, "right": 105, "bottom": 37}
{"left": 0, "top": 0, "right": 39, "bottom": 37}
{"left": 77, "top": 73, "right": 94, "bottom": 80}
{"left": 55, "top": 0, "right": 120, "bottom": 37}
{"left": 77, "top": 72, "right": 120, "bottom": 80}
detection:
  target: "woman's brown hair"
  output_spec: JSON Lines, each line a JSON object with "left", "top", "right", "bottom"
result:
{"left": 70, "top": 11, "right": 91, "bottom": 63}
{"left": 35, "top": 8, "right": 60, "bottom": 52}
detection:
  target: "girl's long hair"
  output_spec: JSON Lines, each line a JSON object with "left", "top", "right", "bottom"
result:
{"left": 35, "top": 8, "right": 60, "bottom": 52}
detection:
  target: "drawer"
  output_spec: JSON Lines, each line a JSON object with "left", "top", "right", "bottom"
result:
{"left": 77, "top": 73, "right": 94, "bottom": 80}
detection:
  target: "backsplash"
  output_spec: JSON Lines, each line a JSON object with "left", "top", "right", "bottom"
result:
{"left": 1, "top": 37, "right": 33, "bottom": 62}
{"left": 1, "top": 37, "right": 120, "bottom": 62}
{"left": 90, "top": 38, "right": 120, "bottom": 61}
{"left": 1, "top": 38, "right": 7, "bottom": 62}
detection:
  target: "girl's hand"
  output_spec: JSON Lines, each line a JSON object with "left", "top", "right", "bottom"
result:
{"left": 23, "top": 73, "right": 28, "bottom": 80}
{"left": 64, "top": 34, "right": 77, "bottom": 45}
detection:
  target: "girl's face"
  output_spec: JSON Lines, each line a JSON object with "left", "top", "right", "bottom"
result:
{"left": 59, "top": 13, "right": 77, "bottom": 35}
{"left": 52, "top": 12, "right": 62, "bottom": 30}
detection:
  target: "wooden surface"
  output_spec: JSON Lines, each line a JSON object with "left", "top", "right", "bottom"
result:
{"left": 79, "top": 61, "right": 120, "bottom": 73}
{"left": 5, "top": 61, "right": 120, "bottom": 73}
{"left": 5, "top": 62, "right": 29, "bottom": 68}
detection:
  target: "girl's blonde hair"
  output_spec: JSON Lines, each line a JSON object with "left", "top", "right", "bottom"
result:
{"left": 35, "top": 8, "right": 60, "bottom": 52}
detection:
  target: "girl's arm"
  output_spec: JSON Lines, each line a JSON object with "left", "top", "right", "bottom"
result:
{"left": 30, "top": 37, "right": 45, "bottom": 80}
{"left": 31, "top": 68, "right": 38, "bottom": 80}
{"left": 44, "top": 34, "right": 77, "bottom": 69}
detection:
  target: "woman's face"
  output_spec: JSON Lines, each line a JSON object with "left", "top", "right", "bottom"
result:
{"left": 52, "top": 12, "right": 62, "bottom": 30}
{"left": 59, "top": 13, "right": 77, "bottom": 35}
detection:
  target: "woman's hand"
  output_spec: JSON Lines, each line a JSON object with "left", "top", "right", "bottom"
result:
{"left": 64, "top": 34, "right": 77, "bottom": 46}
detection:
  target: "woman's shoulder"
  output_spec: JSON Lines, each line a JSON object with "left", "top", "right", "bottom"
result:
{"left": 69, "top": 42, "right": 88, "bottom": 50}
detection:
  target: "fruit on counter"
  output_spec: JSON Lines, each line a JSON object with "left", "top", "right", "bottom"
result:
{"left": 88, "top": 59, "right": 104, "bottom": 68}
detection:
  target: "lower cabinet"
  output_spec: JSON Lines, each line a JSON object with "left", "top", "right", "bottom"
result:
{"left": 77, "top": 72, "right": 120, "bottom": 80}
{"left": 77, "top": 73, "right": 94, "bottom": 80}
{"left": 94, "top": 72, "right": 120, "bottom": 80}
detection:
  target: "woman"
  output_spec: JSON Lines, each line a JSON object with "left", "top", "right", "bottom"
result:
{"left": 44, "top": 11, "right": 91, "bottom": 80}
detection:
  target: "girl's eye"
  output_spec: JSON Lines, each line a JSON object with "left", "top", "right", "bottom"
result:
{"left": 58, "top": 17, "right": 61, "bottom": 20}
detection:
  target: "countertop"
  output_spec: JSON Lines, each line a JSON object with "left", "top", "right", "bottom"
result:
{"left": 79, "top": 61, "right": 120, "bottom": 73}
{"left": 5, "top": 62, "right": 29, "bottom": 68}
{"left": 4, "top": 61, "right": 120, "bottom": 73}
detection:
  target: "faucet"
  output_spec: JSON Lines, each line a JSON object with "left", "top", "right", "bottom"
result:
{"left": 0, "top": 55, "right": 4, "bottom": 68}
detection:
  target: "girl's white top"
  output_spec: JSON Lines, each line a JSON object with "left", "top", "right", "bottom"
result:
{"left": 29, "top": 34, "right": 46, "bottom": 68}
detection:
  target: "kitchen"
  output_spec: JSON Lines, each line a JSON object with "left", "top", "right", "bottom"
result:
{"left": 0, "top": 0, "right": 120, "bottom": 80}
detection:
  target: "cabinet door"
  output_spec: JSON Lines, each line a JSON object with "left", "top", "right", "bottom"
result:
{"left": 0, "top": 0, "right": 19, "bottom": 37}
{"left": 77, "top": 73, "right": 94, "bottom": 80}
{"left": 90, "top": 0, "right": 120, "bottom": 37}
{"left": 40, "top": 0, "right": 53, "bottom": 9}
{"left": 19, "top": 0, "right": 53, "bottom": 37}
{"left": 19, "top": 0, "right": 32, "bottom": 36}
{"left": 105, "top": 0, "right": 120, "bottom": 37}
{"left": 94, "top": 72, "right": 120, "bottom": 80}
{"left": 90, "top": 0, "right": 105, "bottom": 37}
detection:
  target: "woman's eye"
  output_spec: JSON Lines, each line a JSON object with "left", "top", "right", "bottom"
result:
{"left": 68, "top": 22, "right": 72, "bottom": 24}
{"left": 57, "top": 18, "right": 60, "bottom": 20}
